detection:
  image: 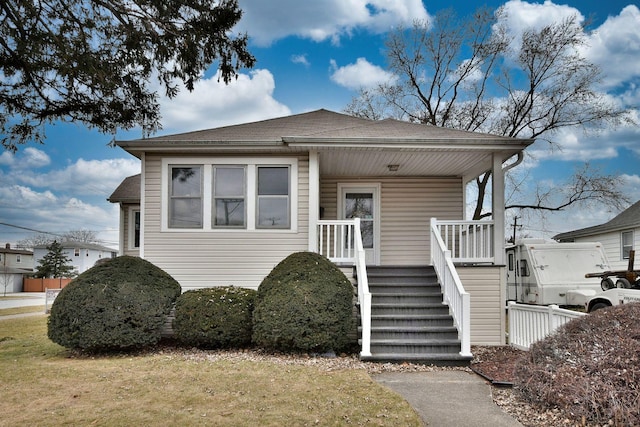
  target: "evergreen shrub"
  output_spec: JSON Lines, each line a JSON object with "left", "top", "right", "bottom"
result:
{"left": 173, "top": 286, "right": 256, "bottom": 349}
{"left": 47, "top": 256, "right": 182, "bottom": 352}
{"left": 252, "top": 251, "right": 355, "bottom": 353}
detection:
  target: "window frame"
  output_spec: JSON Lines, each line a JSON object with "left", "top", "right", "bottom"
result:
{"left": 168, "top": 165, "right": 204, "bottom": 229}
{"left": 622, "top": 230, "right": 634, "bottom": 260}
{"left": 212, "top": 165, "right": 247, "bottom": 229}
{"left": 256, "top": 165, "right": 290, "bottom": 229}
{"left": 128, "top": 208, "right": 141, "bottom": 250}
{"left": 161, "top": 157, "right": 298, "bottom": 233}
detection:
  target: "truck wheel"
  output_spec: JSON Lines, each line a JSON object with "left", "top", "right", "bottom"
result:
{"left": 590, "top": 302, "right": 610, "bottom": 312}
{"left": 601, "top": 278, "right": 615, "bottom": 291}
{"left": 616, "top": 278, "right": 631, "bottom": 288}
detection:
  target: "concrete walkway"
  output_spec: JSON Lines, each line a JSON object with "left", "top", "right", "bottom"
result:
{"left": 373, "top": 370, "right": 522, "bottom": 427}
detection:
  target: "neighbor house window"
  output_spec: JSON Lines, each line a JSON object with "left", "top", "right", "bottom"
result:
{"left": 256, "top": 166, "right": 290, "bottom": 228}
{"left": 169, "top": 166, "right": 203, "bottom": 228}
{"left": 74, "top": 248, "right": 80, "bottom": 257}
{"left": 15, "top": 254, "right": 20, "bottom": 263}
{"left": 622, "top": 231, "right": 634, "bottom": 259}
{"left": 213, "top": 166, "right": 246, "bottom": 228}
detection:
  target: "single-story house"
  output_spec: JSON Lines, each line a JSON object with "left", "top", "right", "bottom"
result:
{"left": 109, "top": 109, "right": 533, "bottom": 363}
{"left": 555, "top": 200, "right": 640, "bottom": 271}
{"left": 0, "top": 243, "right": 34, "bottom": 292}
{"left": 33, "top": 241, "right": 117, "bottom": 275}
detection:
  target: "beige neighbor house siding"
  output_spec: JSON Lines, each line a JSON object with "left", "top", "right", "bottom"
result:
{"left": 142, "top": 154, "right": 309, "bottom": 290}
{"left": 572, "top": 230, "right": 640, "bottom": 271}
{"left": 457, "top": 266, "right": 505, "bottom": 345}
{"left": 321, "top": 176, "right": 463, "bottom": 265}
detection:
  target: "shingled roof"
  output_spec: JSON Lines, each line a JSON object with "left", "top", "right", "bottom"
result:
{"left": 554, "top": 200, "right": 640, "bottom": 241}
{"left": 116, "top": 109, "right": 533, "bottom": 156}
{"left": 107, "top": 174, "right": 140, "bottom": 204}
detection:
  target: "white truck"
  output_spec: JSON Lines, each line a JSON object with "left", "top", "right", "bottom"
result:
{"left": 585, "top": 250, "right": 640, "bottom": 312}
{"left": 506, "top": 238, "right": 610, "bottom": 306}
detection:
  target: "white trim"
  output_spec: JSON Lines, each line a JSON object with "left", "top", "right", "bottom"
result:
{"left": 139, "top": 153, "right": 146, "bottom": 258}
{"left": 337, "top": 183, "right": 381, "bottom": 266}
{"left": 308, "top": 151, "right": 319, "bottom": 251}
{"left": 127, "top": 207, "right": 141, "bottom": 250}
{"left": 160, "top": 157, "right": 298, "bottom": 233}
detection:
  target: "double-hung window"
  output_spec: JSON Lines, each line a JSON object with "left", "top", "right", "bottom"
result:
{"left": 622, "top": 230, "right": 634, "bottom": 260}
{"left": 213, "top": 166, "right": 246, "bottom": 228}
{"left": 169, "top": 166, "right": 203, "bottom": 228}
{"left": 257, "top": 166, "right": 290, "bottom": 229}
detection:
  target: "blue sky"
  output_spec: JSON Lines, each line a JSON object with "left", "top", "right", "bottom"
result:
{"left": 1, "top": 0, "right": 639, "bottom": 248}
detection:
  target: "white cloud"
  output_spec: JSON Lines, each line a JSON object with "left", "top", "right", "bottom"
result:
{"left": 498, "top": 0, "right": 584, "bottom": 45}
{"left": 159, "top": 69, "right": 291, "bottom": 132}
{"left": 237, "top": 0, "right": 430, "bottom": 46}
{"left": 581, "top": 5, "right": 640, "bottom": 89}
{"left": 291, "top": 54, "right": 310, "bottom": 67}
{"left": 21, "top": 147, "right": 51, "bottom": 168}
{"left": 0, "top": 151, "right": 14, "bottom": 166}
{"left": 15, "top": 158, "right": 140, "bottom": 196}
{"left": 330, "top": 58, "right": 398, "bottom": 90}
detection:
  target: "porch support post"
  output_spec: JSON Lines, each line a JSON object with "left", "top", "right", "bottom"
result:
{"left": 492, "top": 153, "right": 505, "bottom": 265}
{"left": 308, "top": 150, "right": 320, "bottom": 252}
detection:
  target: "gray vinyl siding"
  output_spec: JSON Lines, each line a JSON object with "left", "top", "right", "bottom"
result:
{"left": 321, "top": 176, "right": 463, "bottom": 265}
{"left": 457, "top": 266, "right": 505, "bottom": 345}
{"left": 142, "top": 154, "right": 309, "bottom": 290}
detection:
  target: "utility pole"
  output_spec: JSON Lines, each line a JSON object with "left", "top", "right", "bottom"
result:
{"left": 511, "top": 216, "right": 520, "bottom": 244}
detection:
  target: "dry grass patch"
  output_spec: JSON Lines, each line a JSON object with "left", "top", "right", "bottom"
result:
{"left": 0, "top": 306, "right": 45, "bottom": 316}
{"left": 0, "top": 317, "right": 421, "bottom": 426}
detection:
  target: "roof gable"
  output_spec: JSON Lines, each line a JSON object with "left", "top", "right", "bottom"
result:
{"left": 554, "top": 200, "right": 640, "bottom": 240}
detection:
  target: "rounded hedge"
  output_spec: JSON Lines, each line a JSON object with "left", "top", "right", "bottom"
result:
{"left": 48, "top": 256, "right": 182, "bottom": 352}
{"left": 173, "top": 286, "right": 256, "bottom": 349}
{"left": 252, "top": 251, "right": 355, "bottom": 353}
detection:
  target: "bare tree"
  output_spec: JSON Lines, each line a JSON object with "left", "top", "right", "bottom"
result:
{"left": 345, "top": 7, "right": 633, "bottom": 219}
{"left": 17, "top": 229, "right": 99, "bottom": 250}
{"left": 62, "top": 229, "right": 99, "bottom": 244}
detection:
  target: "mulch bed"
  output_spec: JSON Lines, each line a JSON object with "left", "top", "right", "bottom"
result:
{"left": 470, "top": 345, "right": 527, "bottom": 386}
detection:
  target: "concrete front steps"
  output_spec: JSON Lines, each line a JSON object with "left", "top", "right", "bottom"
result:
{"left": 359, "top": 266, "right": 472, "bottom": 366}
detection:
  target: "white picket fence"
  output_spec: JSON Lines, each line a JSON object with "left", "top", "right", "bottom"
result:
{"left": 507, "top": 301, "right": 586, "bottom": 350}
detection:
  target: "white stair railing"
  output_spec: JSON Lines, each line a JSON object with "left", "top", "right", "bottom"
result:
{"left": 434, "top": 220, "right": 494, "bottom": 263}
{"left": 430, "top": 218, "right": 472, "bottom": 357}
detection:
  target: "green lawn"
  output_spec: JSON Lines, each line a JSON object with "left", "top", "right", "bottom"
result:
{"left": 0, "top": 316, "right": 422, "bottom": 426}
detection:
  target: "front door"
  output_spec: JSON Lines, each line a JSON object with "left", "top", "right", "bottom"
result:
{"left": 339, "top": 184, "right": 380, "bottom": 265}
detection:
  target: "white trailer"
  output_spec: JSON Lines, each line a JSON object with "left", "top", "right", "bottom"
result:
{"left": 506, "top": 239, "right": 610, "bottom": 306}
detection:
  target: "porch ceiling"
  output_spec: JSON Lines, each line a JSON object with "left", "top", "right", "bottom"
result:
{"left": 318, "top": 149, "right": 500, "bottom": 179}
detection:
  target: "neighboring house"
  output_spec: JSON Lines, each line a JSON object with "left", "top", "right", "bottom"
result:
{"left": 555, "top": 200, "right": 640, "bottom": 271}
{"left": 0, "top": 243, "right": 34, "bottom": 293}
{"left": 33, "top": 241, "right": 117, "bottom": 275}
{"left": 109, "top": 109, "right": 533, "bottom": 362}
{"left": 108, "top": 174, "right": 141, "bottom": 257}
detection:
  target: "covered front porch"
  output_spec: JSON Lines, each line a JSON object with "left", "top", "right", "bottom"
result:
{"left": 298, "top": 143, "right": 522, "bottom": 361}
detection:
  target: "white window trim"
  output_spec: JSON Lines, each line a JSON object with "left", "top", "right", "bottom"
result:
{"left": 128, "top": 207, "right": 141, "bottom": 250}
{"left": 622, "top": 230, "right": 634, "bottom": 260}
{"left": 161, "top": 157, "right": 298, "bottom": 233}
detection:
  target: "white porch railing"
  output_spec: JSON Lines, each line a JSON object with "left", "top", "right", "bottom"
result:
{"left": 507, "top": 301, "right": 585, "bottom": 351}
{"left": 430, "top": 218, "right": 472, "bottom": 357}
{"left": 433, "top": 220, "right": 494, "bottom": 263}
{"left": 317, "top": 219, "right": 371, "bottom": 357}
